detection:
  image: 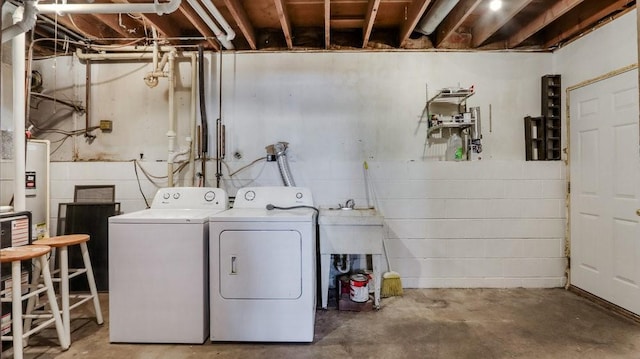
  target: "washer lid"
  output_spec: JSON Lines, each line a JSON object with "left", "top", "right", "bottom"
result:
{"left": 109, "top": 208, "right": 227, "bottom": 224}
{"left": 209, "top": 208, "right": 315, "bottom": 222}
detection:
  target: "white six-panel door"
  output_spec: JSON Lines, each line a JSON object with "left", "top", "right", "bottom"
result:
{"left": 570, "top": 68, "right": 640, "bottom": 316}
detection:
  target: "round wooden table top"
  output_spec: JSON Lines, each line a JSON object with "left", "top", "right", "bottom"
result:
{"left": 35, "top": 234, "right": 90, "bottom": 248}
{"left": 0, "top": 245, "right": 51, "bottom": 263}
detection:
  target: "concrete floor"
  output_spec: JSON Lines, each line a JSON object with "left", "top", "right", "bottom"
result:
{"left": 6, "top": 288, "right": 640, "bottom": 358}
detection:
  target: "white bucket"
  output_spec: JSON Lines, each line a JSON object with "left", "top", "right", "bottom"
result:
{"left": 349, "top": 274, "right": 370, "bottom": 303}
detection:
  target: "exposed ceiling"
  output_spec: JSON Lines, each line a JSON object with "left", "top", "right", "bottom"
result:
{"left": 24, "top": 0, "right": 637, "bottom": 55}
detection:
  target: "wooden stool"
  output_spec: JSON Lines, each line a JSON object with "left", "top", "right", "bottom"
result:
{"left": 0, "top": 245, "right": 69, "bottom": 359}
{"left": 31, "top": 234, "right": 103, "bottom": 344}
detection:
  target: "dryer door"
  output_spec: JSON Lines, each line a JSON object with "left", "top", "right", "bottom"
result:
{"left": 219, "top": 230, "right": 302, "bottom": 299}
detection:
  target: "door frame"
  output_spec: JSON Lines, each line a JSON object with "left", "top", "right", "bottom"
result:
{"left": 565, "top": 63, "right": 639, "bottom": 289}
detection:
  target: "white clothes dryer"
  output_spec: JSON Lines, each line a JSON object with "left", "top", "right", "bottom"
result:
{"left": 209, "top": 186, "right": 317, "bottom": 342}
{"left": 108, "top": 187, "right": 228, "bottom": 343}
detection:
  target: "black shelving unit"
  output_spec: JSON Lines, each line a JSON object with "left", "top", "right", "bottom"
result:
{"left": 524, "top": 116, "right": 545, "bottom": 160}
{"left": 525, "top": 75, "right": 562, "bottom": 161}
{"left": 541, "top": 75, "right": 561, "bottom": 160}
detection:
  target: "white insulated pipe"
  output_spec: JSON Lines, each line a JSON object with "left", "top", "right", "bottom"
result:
{"left": 36, "top": 0, "right": 181, "bottom": 16}
{"left": 12, "top": 7, "right": 27, "bottom": 212}
{"left": 144, "top": 52, "right": 169, "bottom": 87}
{"left": 75, "top": 49, "right": 157, "bottom": 61}
{"left": 200, "top": 0, "right": 236, "bottom": 42}
{"left": 2, "top": 0, "right": 36, "bottom": 43}
{"left": 185, "top": 0, "right": 234, "bottom": 49}
{"left": 87, "top": 45, "right": 179, "bottom": 53}
{"left": 167, "top": 51, "right": 177, "bottom": 187}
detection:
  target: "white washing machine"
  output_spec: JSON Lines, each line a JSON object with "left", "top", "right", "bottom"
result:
{"left": 209, "top": 186, "right": 317, "bottom": 342}
{"left": 108, "top": 187, "right": 228, "bottom": 343}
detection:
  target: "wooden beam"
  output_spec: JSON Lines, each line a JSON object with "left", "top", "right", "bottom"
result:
{"left": 543, "top": 0, "right": 633, "bottom": 49}
{"left": 399, "top": 0, "right": 433, "bottom": 48}
{"left": 325, "top": 0, "right": 330, "bottom": 49}
{"left": 471, "top": 0, "right": 534, "bottom": 48}
{"left": 362, "top": 0, "right": 381, "bottom": 48}
{"left": 507, "top": 0, "right": 586, "bottom": 48}
{"left": 224, "top": 0, "right": 257, "bottom": 50}
{"left": 433, "top": 0, "right": 482, "bottom": 48}
{"left": 274, "top": 0, "right": 294, "bottom": 49}
{"left": 140, "top": 14, "right": 182, "bottom": 39}
{"left": 50, "top": 14, "right": 117, "bottom": 40}
{"left": 179, "top": 2, "right": 220, "bottom": 50}
{"left": 331, "top": 18, "right": 365, "bottom": 28}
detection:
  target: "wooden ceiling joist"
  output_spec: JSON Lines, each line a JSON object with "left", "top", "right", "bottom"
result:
{"left": 52, "top": 14, "right": 116, "bottom": 41}
{"left": 471, "top": 0, "right": 534, "bottom": 48}
{"left": 331, "top": 18, "right": 365, "bottom": 28}
{"left": 399, "top": 0, "right": 434, "bottom": 48}
{"left": 362, "top": 0, "right": 381, "bottom": 48}
{"left": 178, "top": 3, "right": 220, "bottom": 50}
{"left": 543, "top": 0, "right": 634, "bottom": 49}
{"left": 507, "top": 0, "right": 586, "bottom": 48}
{"left": 274, "top": 0, "right": 294, "bottom": 49}
{"left": 224, "top": 0, "right": 257, "bottom": 50}
{"left": 434, "top": 0, "right": 482, "bottom": 48}
{"left": 325, "top": 0, "right": 330, "bottom": 49}
{"left": 91, "top": 13, "right": 140, "bottom": 39}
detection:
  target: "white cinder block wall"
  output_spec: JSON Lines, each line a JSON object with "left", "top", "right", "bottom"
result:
{"left": 15, "top": 9, "right": 635, "bottom": 288}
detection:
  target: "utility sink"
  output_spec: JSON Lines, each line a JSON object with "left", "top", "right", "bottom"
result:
{"left": 318, "top": 207, "right": 384, "bottom": 309}
{"left": 318, "top": 207, "right": 383, "bottom": 226}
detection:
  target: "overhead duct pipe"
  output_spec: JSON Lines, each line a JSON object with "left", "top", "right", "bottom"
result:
{"left": 2, "top": 0, "right": 36, "bottom": 43}
{"left": 35, "top": 0, "right": 181, "bottom": 15}
{"left": 414, "top": 0, "right": 461, "bottom": 35}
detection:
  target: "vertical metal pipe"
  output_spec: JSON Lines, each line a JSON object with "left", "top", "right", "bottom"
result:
{"left": 85, "top": 59, "right": 91, "bottom": 135}
{"left": 215, "top": 48, "right": 223, "bottom": 187}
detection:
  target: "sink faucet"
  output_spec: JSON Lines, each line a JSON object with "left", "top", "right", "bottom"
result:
{"left": 339, "top": 199, "right": 355, "bottom": 210}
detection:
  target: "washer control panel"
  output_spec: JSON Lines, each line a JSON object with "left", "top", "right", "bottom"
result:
{"left": 151, "top": 187, "right": 228, "bottom": 209}
{"left": 233, "top": 187, "right": 313, "bottom": 209}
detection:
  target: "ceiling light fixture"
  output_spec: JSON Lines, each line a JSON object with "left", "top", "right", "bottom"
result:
{"left": 489, "top": 0, "right": 502, "bottom": 11}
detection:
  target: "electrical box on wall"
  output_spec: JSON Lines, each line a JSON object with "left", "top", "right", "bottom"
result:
{"left": 100, "top": 120, "right": 113, "bottom": 132}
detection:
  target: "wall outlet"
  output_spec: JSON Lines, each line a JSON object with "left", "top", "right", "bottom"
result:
{"left": 100, "top": 120, "right": 113, "bottom": 132}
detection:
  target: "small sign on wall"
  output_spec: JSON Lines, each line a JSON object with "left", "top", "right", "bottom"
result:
{"left": 25, "top": 171, "right": 36, "bottom": 196}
